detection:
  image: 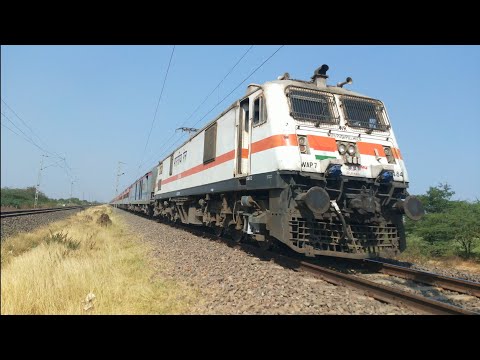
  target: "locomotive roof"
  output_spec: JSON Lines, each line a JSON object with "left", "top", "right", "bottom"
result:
{"left": 263, "top": 78, "right": 371, "bottom": 98}
{"left": 149, "top": 78, "right": 377, "bottom": 174}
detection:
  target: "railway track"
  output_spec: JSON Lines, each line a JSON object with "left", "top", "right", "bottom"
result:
{"left": 362, "top": 259, "right": 480, "bottom": 298}
{"left": 115, "top": 207, "right": 480, "bottom": 315}
{"left": 297, "top": 259, "right": 478, "bottom": 315}
{"left": 189, "top": 232, "right": 478, "bottom": 314}
{"left": 1, "top": 206, "right": 87, "bottom": 218}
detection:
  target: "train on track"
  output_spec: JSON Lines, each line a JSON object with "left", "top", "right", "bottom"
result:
{"left": 111, "top": 64, "right": 424, "bottom": 259}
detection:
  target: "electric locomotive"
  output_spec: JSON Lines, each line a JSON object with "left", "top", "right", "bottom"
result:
{"left": 112, "top": 64, "right": 424, "bottom": 259}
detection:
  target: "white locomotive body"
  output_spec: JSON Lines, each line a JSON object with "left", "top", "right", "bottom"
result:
{"left": 113, "top": 64, "right": 424, "bottom": 259}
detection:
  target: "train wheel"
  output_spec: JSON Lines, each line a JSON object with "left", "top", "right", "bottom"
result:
{"left": 257, "top": 237, "right": 272, "bottom": 251}
{"left": 231, "top": 228, "right": 243, "bottom": 243}
{"left": 214, "top": 226, "right": 224, "bottom": 238}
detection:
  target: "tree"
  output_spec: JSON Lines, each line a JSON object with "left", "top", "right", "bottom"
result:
{"left": 415, "top": 200, "right": 480, "bottom": 257}
{"left": 418, "top": 183, "right": 455, "bottom": 214}
{"left": 453, "top": 201, "right": 480, "bottom": 258}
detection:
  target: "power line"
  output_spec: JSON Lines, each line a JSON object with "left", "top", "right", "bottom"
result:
{"left": 138, "top": 45, "right": 255, "bottom": 175}
{"left": 180, "top": 45, "right": 254, "bottom": 127}
{"left": 2, "top": 111, "right": 75, "bottom": 190}
{"left": 191, "top": 45, "right": 285, "bottom": 129}
{"left": 1, "top": 122, "right": 23, "bottom": 138}
{"left": 137, "top": 45, "right": 176, "bottom": 175}
{"left": 151, "top": 45, "right": 285, "bottom": 166}
{"left": 1, "top": 101, "right": 75, "bottom": 183}
{"left": 2, "top": 112, "right": 51, "bottom": 154}
{"left": 1, "top": 98, "right": 64, "bottom": 160}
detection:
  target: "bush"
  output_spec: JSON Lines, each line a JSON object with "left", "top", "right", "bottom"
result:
{"left": 44, "top": 231, "right": 81, "bottom": 251}
{"left": 403, "top": 235, "right": 453, "bottom": 259}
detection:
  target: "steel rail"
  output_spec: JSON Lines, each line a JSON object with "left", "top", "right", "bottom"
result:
{"left": 298, "top": 260, "right": 477, "bottom": 315}
{"left": 1, "top": 206, "right": 86, "bottom": 218}
{"left": 363, "top": 259, "right": 480, "bottom": 298}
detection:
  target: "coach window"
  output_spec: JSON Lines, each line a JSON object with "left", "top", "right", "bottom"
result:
{"left": 253, "top": 96, "right": 267, "bottom": 126}
{"left": 169, "top": 155, "right": 174, "bottom": 176}
{"left": 203, "top": 122, "right": 217, "bottom": 164}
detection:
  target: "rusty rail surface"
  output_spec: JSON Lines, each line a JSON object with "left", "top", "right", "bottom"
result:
{"left": 363, "top": 259, "right": 480, "bottom": 298}
{"left": 1, "top": 206, "right": 87, "bottom": 218}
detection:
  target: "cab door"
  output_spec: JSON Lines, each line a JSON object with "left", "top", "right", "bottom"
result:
{"left": 235, "top": 97, "right": 251, "bottom": 177}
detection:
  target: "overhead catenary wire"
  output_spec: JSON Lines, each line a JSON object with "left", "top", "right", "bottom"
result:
{"left": 1, "top": 98, "right": 65, "bottom": 160}
{"left": 2, "top": 109, "right": 76, "bottom": 193}
{"left": 190, "top": 45, "right": 285, "bottom": 130}
{"left": 138, "top": 45, "right": 261, "bottom": 177}
{"left": 139, "top": 46, "right": 254, "bottom": 171}
{"left": 136, "top": 45, "right": 176, "bottom": 177}
{"left": 1, "top": 107, "right": 74, "bottom": 179}
{"left": 179, "top": 45, "right": 254, "bottom": 127}
{"left": 1, "top": 122, "right": 24, "bottom": 139}
{"left": 1, "top": 112, "right": 53, "bottom": 155}
{"left": 143, "top": 45, "right": 285, "bottom": 171}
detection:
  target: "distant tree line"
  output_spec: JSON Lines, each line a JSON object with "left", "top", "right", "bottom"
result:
{"left": 1, "top": 187, "right": 101, "bottom": 209}
{"left": 406, "top": 183, "right": 480, "bottom": 259}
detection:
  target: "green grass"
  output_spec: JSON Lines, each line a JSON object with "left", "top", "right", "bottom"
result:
{"left": 399, "top": 234, "right": 480, "bottom": 269}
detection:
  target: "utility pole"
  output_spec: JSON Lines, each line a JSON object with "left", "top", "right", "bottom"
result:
{"left": 34, "top": 155, "right": 48, "bottom": 209}
{"left": 115, "top": 161, "right": 126, "bottom": 196}
{"left": 70, "top": 180, "right": 75, "bottom": 201}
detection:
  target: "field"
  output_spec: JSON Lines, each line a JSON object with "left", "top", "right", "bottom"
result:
{"left": 1, "top": 187, "right": 96, "bottom": 210}
{"left": 1, "top": 205, "right": 199, "bottom": 314}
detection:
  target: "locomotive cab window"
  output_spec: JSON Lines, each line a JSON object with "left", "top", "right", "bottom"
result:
{"left": 203, "top": 122, "right": 217, "bottom": 164}
{"left": 287, "top": 86, "right": 339, "bottom": 126}
{"left": 341, "top": 95, "right": 389, "bottom": 131}
{"left": 240, "top": 99, "right": 249, "bottom": 132}
{"left": 253, "top": 96, "right": 267, "bottom": 126}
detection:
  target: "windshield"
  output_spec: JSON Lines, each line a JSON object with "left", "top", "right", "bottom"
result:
{"left": 341, "top": 95, "right": 389, "bottom": 131}
{"left": 287, "top": 87, "right": 339, "bottom": 126}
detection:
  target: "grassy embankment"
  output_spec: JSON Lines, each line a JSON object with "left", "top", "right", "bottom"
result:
{"left": 1, "top": 205, "right": 199, "bottom": 314}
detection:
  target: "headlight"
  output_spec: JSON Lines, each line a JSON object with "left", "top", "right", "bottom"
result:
{"left": 298, "top": 136, "right": 309, "bottom": 154}
{"left": 347, "top": 144, "right": 356, "bottom": 155}
{"left": 338, "top": 143, "right": 347, "bottom": 154}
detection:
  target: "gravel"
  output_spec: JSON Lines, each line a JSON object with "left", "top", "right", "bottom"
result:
{"left": 1, "top": 209, "right": 84, "bottom": 240}
{"left": 115, "top": 208, "right": 418, "bottom": 315}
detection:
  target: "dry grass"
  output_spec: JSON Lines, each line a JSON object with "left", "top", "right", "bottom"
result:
{"left": 1, "top": 206, "right": 199, "bottom": 314}
{"left": 399, "top": 249, "right": 480, "bottom": 274}
{"left": 429, "top": 258, "right": 480, "bottom": 273}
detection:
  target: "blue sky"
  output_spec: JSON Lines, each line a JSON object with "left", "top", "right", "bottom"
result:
{"left": 1, "top": 45, "right": 479, "bottom": 202}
